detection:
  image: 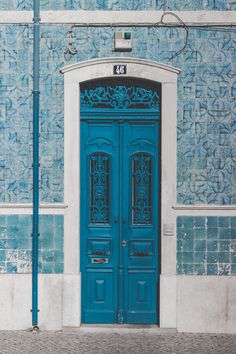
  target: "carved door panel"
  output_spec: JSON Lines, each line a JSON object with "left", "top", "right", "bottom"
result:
{"left": 81, "top": 120, "right": 159, "bottom": 324}
{"left": 80, "top": 121, "right": 119, "bottom": 323}
{"left": 121, "top": 121, "right": 159, "bottom": 324}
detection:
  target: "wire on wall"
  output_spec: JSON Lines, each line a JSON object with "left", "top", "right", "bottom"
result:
{"left": 64, "top": 11, "right": 236, "bottom": 61}
{"left": 64, "top": 29, "right": 78, "bottom": 60}
{"left": 156, "top": 11, "right": 189, "bottom": 61}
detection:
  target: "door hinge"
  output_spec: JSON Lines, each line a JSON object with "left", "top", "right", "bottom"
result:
{"left": 117, "top": 311, "right": 124, "bottom": 324}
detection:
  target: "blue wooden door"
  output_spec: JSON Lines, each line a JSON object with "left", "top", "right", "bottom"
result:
{"left": 80, "top": 79, "right": 160, "bottom": 324}
{"left": 80, "top": 121, "right": 120, "bottom": 323}
{"left": 121, "top": 121, "right": 159, "bottom": 324}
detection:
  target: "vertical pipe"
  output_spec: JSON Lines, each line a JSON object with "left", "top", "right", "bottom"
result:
{"left": 32, "top": 0, "right": 40, "bottom": 328}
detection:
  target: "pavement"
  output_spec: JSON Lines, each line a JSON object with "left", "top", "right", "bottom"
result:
{"left": 0, "top": 327, "right": 236, "bottom": 354}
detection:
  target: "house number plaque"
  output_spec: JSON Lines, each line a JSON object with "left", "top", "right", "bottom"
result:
{"left": 113, "top": 65, "right": 127, "bottom": 75}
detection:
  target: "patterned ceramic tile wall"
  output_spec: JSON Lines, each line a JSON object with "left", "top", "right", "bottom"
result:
{"left": 177, "top": 216, "right": 236, "bottom": 275}
{"left": 0, "top": 0, "right": 235, "bottom": 10}
{"left": 40, "top": 25, "right": 64, "bottom": 202}
{"left": 0, "top": 24, "right": 64, "bottom": 203}
{"left": 167, "top": 0, "right": 236, "bottom": 11}
{"left": 0, "top": 25, "right": 33, "bottom": 203}
{"left": 0, "top": 215, "right": 63, "bottom": 273}
{"left": 0, "top": 24, "right": 235, "bottom": 204}
{"left": 0, "top": 0, "right": 162, "bottom": 10}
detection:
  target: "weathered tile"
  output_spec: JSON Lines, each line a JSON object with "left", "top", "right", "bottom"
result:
{"left": 0, "top": 215, "right": 63, "bottom": 274}
{"left": 177, "top": 217, "right": 236, "bottom": 275}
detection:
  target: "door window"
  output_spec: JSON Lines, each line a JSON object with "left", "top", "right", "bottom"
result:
{"left": 90, "top": 153, "right": 110, "bottom": 225}
{"left": 131, "top": 153, "right": 152, "bottom": 225}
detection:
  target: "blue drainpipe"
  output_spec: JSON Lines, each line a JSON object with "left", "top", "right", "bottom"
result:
{"left": 32, "top": 0, "right": 40, "bottom": 329}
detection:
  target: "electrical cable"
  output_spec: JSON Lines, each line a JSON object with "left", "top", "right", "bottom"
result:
{"left": 157, "top": 11, "right": 189, "bottom": 61}
{"left": 64, "top": 11, "right": 236, "bottom": 61}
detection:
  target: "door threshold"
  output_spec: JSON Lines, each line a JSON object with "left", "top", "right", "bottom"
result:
{"left": 80, "top": 324, "right": 177, "bottom": 333}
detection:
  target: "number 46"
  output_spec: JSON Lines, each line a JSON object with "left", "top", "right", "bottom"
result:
{"left": 116, "top": 65, "right": 125, "bottom": 74}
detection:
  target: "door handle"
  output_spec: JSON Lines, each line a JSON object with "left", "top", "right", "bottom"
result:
{"left": 122, "top": 240, "right": 127, "bottom": 247}
{"left": 122, "top": 216, "right": 126, "bottom": 224}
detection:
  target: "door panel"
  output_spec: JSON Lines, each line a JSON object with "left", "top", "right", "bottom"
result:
{"left": 127, "top": 270, "right": 157, "bottom": 323}
{"left": 85, "top": 269, "right": 117, "bottom": 323}
{"left": 81, "top": 121, "right": 119, "bottom": 323}
{"left": 122, "top": 122, "right": 159, "bottom": 324}
{"left": 81, "top": 120, "right": 159, "bottom": 324}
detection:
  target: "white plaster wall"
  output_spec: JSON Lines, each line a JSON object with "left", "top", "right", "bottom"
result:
{"left": 0, "top": 275, "right": 31, "bottom": 329}
{"left": 62, "top": 274, "right": 81, "bottom": 327}
{"left": 0, "top": 272, "right": 235, "bottom": 332}
{"left": 177, "top": 276, "right": 236, "bottom": 333}
{"left": 0, "top": 274, "right": 80, "bottom": 330}
{"left": 160, "top": 275, "right": 177, "bottom": 328}
{"left": 1, "top": 10, "right": 236, "bottom": 25}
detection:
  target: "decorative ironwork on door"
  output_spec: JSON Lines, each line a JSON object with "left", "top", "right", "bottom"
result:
{"left": 80, "top": 78, "right": 161, "bottom": 115}
{"left": 132, "top": 153, "right": 152, "bottom": 225}
{"left": 90, "top": 153, "right": 110, "bottom": 225}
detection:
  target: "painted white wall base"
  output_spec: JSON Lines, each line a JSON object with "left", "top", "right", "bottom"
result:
{"left": 62, "top": 273, "right": 81, "bottom": 327}
{"left": 0, "top": 274, "right": 31, "bottom": 330}
{"left": 160, "top": 275, "right": 177, "bottom": 328}
{"left": 177, "top": 276, "right": 236, "bottom": 333}
{"left": 0, "top": 274, "right": 235, "bottom": 332}
{"left": 0, "top": 274, "right": 81, "bottom": 330}
{"left": 160, "top": 275, "right": 236, "bottom": 333}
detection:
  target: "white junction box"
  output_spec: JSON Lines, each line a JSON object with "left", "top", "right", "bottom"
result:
{"left": 163, "top": 223, "right": 175, "bottom": 236}
{"left": 114, "top": 31, "right": 132, "bottom": 51}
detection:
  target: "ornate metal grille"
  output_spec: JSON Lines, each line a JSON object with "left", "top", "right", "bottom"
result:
{"left": 90, "top": 153, "right": 110, "bottom": 224}
{"left": 80, "top": 79, "right": 160, "bottom": 113}
{"left": 132, "top": 153, "right": 152, "bottom": 225}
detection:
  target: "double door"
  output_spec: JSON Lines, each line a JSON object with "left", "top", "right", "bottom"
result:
{"left": 80, "top": 119, "right": 159, "bottom": 324}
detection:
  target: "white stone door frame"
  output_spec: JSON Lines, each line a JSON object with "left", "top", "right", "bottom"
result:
{"left": 61, "top": 57, "right": 180, "bottom": 327}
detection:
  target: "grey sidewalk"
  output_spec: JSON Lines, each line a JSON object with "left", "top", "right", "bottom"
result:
{"left": 0, "top": 327, "right": 236, "bottom": 354}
